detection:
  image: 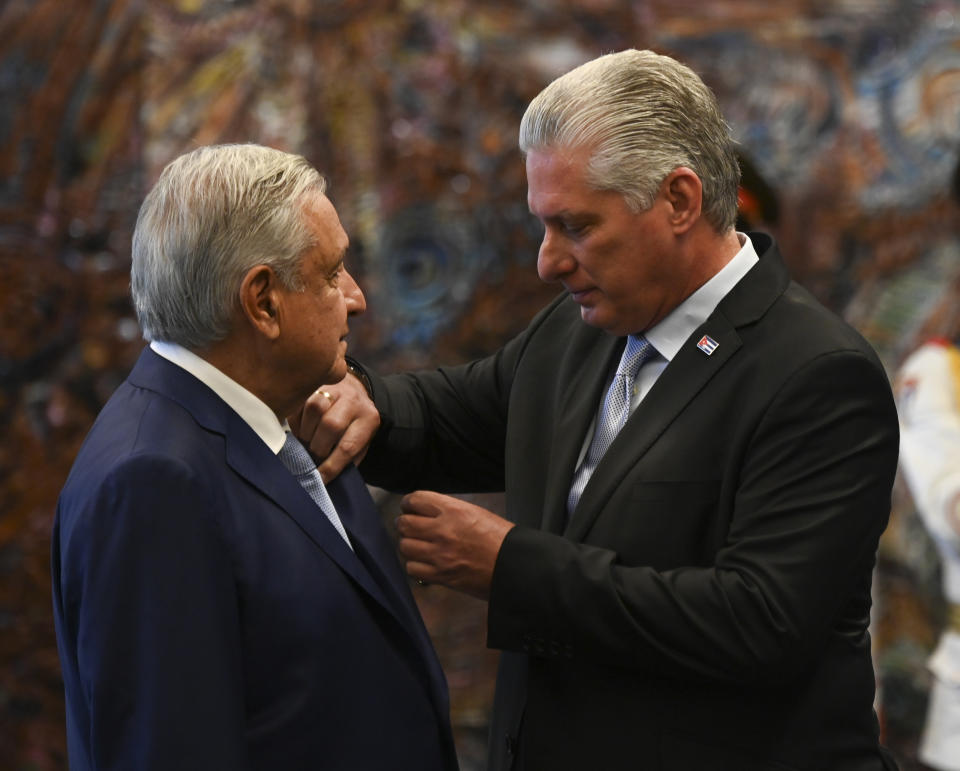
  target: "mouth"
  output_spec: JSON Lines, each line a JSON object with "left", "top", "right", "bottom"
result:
{"left": 567, "top": 286, "right": 595, "bottom": 304}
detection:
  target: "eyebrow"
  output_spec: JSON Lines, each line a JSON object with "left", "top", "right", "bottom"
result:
{"left": 529, "top": 200, "right": 583, "bottom": 216}
{"left": 539, "top": 210, "right": 594, "bottom": 224}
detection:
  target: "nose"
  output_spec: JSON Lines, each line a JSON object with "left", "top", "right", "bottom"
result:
{"left": 342, "top": 269, "right": 366, "bottom": 316}
{"left": 536, "top": 228, "right": 576, "bottom": 283}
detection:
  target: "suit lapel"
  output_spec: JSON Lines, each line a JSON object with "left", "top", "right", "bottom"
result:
{"left": 565, "top": 314, "right": 741, "bottom": 541}
{"left": 563, "top": 233, "right": 790, "bottom": 542}
{"left": 328, "top": 469, "right": 452, "bottom": 718}
{"left": 127, "top": 348, "right": 454, "bottom": 747}
{"left": 129, "top": 349, "right": 409, "bottom": 638}
{"left": 222, "top": 429, "right": 397, "bottom": 612}
{"left": 328, "top": 469, "right": 433, "bottom": 650}
{"left": 541, "top": 332, "right": 623, "bottom": 534}
{"left": 235, "top": 418, "right": 456, "bottom": 715}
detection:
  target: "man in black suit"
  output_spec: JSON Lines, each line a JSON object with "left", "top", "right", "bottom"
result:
{"left": 300, "top": 50, "right": 900, "bottom": 770}
{"left": 53, "top": 144, "right": 458, "bottom": 770}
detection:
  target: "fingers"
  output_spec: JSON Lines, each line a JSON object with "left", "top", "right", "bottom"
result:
{"left": 394, "top": 494, "right": 445, "bottom": 554}
{"left": 315, "top": 400, "right": 380, "bottom": 482}
{"left": 396, "top": 533, "right": 437, "bottom": 564}
{"left": 290, "top": 375, "right": 381, "bottom": 481}
{"left": 298, "top": 388, "right": 336, "bottom": 450}
{"left": 399, "top": 491, "right": 443, "bottom": 518}
{"left": 394, "top": 493, "right": 513, "bottom": 600}
{"left": 396, "top": 495, "right": 455, "bottom": 584}
{"left": 395, "top": 496, "right": 444, "bottom": 554}
{"left": 397, "top": 536, "right": 446, "bottom": 588}
{"left": 405, "top": 561, "right": 438, "bottom": 585}
{"left": 316, "top": 437, "right": 361, "bottom": 483}
{"left": 395, "top": 515, "right": 439, "bottom": 545}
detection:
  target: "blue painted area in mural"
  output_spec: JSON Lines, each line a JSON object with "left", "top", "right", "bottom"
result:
{"left": 665, "top": 12, "right": 960, "bottom": 211}
{"left": 376, "top": 203, "right": 495, "bottom": 347}
{"left": 860, "top": 28, "right": 960, "bottom": 208}
{"left": 664, "top": 30, "right": 844, "bottom": 188}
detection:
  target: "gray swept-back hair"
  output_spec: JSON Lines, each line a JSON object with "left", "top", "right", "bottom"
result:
{"left": 519, "top": 49, "right": 741, "bottom": 232}
{"left": 131, "top": 143, "right": 326, "bottom": 348}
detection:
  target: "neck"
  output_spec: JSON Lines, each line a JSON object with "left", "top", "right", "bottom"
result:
{"left": 193, "top": 335, "right": 291, "bottom": 421}
{"left": 674, "top": 225, "right": 741, "bottom": 304}
{"left": 701, "top": 227, "right": 742, "bottom": 277}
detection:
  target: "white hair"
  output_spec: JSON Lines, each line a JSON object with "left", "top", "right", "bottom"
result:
{"left": 131, "top": 143, "right": 326, "bottom": 348}
{"left": 519, "top": 49, "right": 741, "bottom": 232}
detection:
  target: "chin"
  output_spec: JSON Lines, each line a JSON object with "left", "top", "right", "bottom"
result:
{"left": 325, "top": 359, "right": 348, "bottom": 384}
{"left": 580, "top": 306, "right": 613, "bottom": 331}
{"left": 582, "top": 312, "right": 635, "bottom": 338}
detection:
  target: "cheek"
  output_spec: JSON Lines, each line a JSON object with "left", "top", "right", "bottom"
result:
{"left": 317, "top": 289, "right": 344, "bottom": 318}
{"left": 578, "top": 252, "right": 619, "bottom": 290}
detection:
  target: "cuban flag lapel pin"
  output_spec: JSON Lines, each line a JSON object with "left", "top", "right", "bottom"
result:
{"left": 696, "top": 334, "right": 719, "bottom": 356}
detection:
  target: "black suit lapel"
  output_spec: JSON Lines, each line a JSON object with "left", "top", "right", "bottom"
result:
{"left": 565, "top": 314, "right": 741, "bottom": 541}
{"left": 541, "top": 332, "right": 623, "bottom": 534}
{"left": 564, "top": 233, "right": 791, "bottom": 541}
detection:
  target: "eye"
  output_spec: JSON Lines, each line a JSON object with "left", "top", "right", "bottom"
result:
{"left": 562, "top": 221, "right": 588, "bottom": 237}
{"left": 326, "top": 262, "right": 344, "bottom": 287}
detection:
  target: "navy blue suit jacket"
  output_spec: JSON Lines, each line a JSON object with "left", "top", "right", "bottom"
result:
{"left": 52, "top": 347, "right": 458, "bottom": 770}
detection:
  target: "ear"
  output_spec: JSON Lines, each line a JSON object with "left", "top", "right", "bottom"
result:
{"left": 238, "top": 265, "right": 282, "bottom": 340}
{"left": 661, "top": 167, "right": 702, "bottom": 234}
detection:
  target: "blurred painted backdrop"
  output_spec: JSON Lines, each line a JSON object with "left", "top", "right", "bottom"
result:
{"left": 2, "top": 1, "right": 959, "bottom": 769}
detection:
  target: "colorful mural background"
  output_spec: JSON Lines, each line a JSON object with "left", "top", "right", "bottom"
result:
{"left": 2, "top": 1, "right": 959, "bottom": 768}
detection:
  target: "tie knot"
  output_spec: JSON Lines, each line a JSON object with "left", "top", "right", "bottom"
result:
{"left": 618, "top": 335, "right": 655, "bottom": 379}
{"left": 278, "top": 432, "right": 317, "bottom": 476}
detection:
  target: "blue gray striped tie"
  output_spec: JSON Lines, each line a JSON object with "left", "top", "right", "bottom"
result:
{"left": 279, "top": 432, "right": 353, "bottom": 549}
{"left": 567, "top": 335, "right": 656, "bottom": 517}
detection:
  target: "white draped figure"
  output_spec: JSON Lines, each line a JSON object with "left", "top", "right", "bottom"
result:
{"left": 897, "top": 338, "right": 960, "bottom": 771}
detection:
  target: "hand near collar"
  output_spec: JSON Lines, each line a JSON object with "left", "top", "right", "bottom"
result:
{"left": 289, "top": 371, "right": 380, "bottom": 483}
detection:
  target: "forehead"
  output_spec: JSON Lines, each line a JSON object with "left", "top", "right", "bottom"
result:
{"left": 526, "top": 147, "right": 623, "bottom": 218}
{"left": 526, "top": 148, "right": 593, "bottom": 207}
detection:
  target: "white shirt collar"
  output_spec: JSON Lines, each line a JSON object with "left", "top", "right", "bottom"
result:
{"left": 150, "top": 340, "right": 289, "bottom": 454}
{"left": 645, "top": 232, "right": 759, "bottom": 362}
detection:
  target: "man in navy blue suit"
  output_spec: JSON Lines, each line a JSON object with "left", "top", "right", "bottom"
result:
{"left": 52, "top": 143, "right": 458, "bottom": 770}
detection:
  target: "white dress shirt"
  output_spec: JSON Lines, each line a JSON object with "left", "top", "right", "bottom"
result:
{"left": 633, "top": 232, "right": 759, "bottom": 409}
{"left": 150, "top": 340, "right": 290, "bottom": 453}
{"left": 574, "top": 233, "right": 759, "bottom": 468}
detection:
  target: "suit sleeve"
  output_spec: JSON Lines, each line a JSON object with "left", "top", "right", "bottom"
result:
{"left": 487, "top": 349, "right": 900, "bottom": 684}
{"left": 59, "top": 453, "right": 246, "bottom": 770}
{"left": 359, "top": 297, "right": 563, "bottom": 493}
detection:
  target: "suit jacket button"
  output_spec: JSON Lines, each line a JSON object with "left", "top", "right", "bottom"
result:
{"left": 505, "top": 734, "right": 517, "bottom": 756}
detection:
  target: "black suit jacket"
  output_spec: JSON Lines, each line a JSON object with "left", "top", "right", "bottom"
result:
{"left": 52, "top": 348, "right": 458, "bottom": 771}
{"left": 360, "top": 233, "right": 900, "bottom": 771}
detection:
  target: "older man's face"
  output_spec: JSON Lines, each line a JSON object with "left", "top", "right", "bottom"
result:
{"left": 274, "top": 192, "right": 365, "bottom": 400}
{"left": 527, "top": 147, "right": 693, "bottom": 336}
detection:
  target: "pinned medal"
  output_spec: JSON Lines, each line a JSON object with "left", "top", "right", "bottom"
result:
{"left": 696, "top": 335, "right": 719, "bottom": 356}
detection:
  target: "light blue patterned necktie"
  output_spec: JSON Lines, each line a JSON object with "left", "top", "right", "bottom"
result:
{"left": 278, "top": 432, "right": 353, "bottom": 549}
{"left": 567, "top": 335, "right": 656, "bottom": 517}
